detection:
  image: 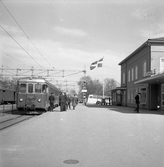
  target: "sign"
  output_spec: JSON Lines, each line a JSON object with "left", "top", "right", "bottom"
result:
{"left": 116, "top": 90, "right": 121, "bottom": 94}
{"left": 145, "top": 69, "right": 156, "bottom": 77}
{"left": 82, "top": 89, "right": 87, "bottom": 93}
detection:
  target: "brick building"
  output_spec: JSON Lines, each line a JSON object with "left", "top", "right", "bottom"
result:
{"left": 111, "top": 37, "right": 164, "bottom": 111}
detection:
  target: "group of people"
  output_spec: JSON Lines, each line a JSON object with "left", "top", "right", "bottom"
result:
{"left": 49, "top": 92, "right": 78, "bottom": 112}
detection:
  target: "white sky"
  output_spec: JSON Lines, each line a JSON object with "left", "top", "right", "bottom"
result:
{"left": 0, "top": 0, "right": 164, "bottom": 91}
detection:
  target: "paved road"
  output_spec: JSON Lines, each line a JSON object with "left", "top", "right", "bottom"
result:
{"left": 0, "top": 104, "right": 164, "bottom": 167}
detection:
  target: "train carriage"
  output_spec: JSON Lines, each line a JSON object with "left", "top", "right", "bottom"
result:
{"left": 16, "top": 77, "right": 60, "bottom": 113}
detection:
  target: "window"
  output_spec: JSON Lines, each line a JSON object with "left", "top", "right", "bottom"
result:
{"left": 19, "top": 84, "right": 26, "bottom": 93}
{"left": 128, "top": 70, "right": 130, "bottom": 82}
{"left": 135, "top": 66, "right": 138, "bottom": 80}
{"left": 123, "top": 91, "right": 126, "bottom": 104}
{"left": 131, "top": 88, "right": 134, "bottom": 103}
{"left": 131, "top": 68, "right": 134, "bottom": 81}
{"left": 123, "top": 72, "right": 125, "bottom": 84}
{"left": 127, "top": 89, "right": 130, "bottom": 103}
{"left": 42, "top": 84, "right": 47, "bottom": 93}
{"left": 134, "top": 87, "right": 138, "bottom": 95}
{"left": 139, "top": 87, "right": 147, "bottom": 104}
{"left": 35, "top": 84, "right": 41, "bottom": 93}
{"left": 28, "top": 84, "right": 33, "bottom": 93}
{"left": 113, "top": 92, "right": 116, "bottom": 102}
{"left": 160, "top": 58, "right": 164, "bottom": 72}
{"left": 143, "top": 61, "right": 147, "bottom": 77}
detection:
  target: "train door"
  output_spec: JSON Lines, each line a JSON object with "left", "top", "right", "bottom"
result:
{"left": 42, "top": 84, "right": 48, "bottom": 109}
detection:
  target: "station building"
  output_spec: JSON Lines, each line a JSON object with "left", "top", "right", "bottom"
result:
{"left": 111, "top": 37, "right": 164, "bottom": 111}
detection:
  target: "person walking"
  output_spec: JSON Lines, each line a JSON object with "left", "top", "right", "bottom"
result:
{"left": 108, "top": 96, "right": 111, "bottom": 105}
{"left": 59, "top": 92, "right": 67, "bottom": 112}
{"left": 134, "top": 93, "right": 140, "bottom": 113}
{"left": 64, "top": 93, "right": 68, "bottom": 111}
{"left": 72, "top": 95, "right": 78, "bottom": 110}
{"left": 67, "top": 95, "right": 72, "bottom": 109}
{"left": 49, "top": 93, "right": 55, "bottom": 111}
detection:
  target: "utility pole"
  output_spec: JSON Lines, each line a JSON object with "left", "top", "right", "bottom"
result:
{"left": 82, "top": 80, "right": 87, "bottom": 105}
{"left": 83, "top": 65, "right": 86, "bottom": 76}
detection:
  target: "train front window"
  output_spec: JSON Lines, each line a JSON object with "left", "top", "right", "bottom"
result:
{"left": 35, "top": 84, "right": 41, "bottom": 93}
{"left": 42, "top": 84, "right": 47, "bottom": 93}
{"left": 19, "top": 84, "right": 26, "bottom": 93}
{"left": 28, "top": 84, "right": 33, "bottom": 93}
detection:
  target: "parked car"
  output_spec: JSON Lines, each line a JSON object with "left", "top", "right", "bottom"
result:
{"left": 96, "top": 98, "right": 111, "bottom": 105}
{"left": 87, "top": 94, "right": 101, "bottom": 105}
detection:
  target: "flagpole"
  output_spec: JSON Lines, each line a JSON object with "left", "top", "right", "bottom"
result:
{"left": 102, "top": 57, "right": 105, "bottom": 99}
{"left": 90, "top": 57, "right": 104, "bottom": 98}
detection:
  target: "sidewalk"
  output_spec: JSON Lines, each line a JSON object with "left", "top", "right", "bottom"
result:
{"left": 86, "top": 103, "right": 164, "bottom": 115}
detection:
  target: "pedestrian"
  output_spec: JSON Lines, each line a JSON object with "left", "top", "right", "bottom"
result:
{"left": 84, "top": 97, "right": 87, "bottom": 105}
{"left": 59, "top": 92, "right": 67, "bottom": 112}
{"left": 134, "top": 93, "right": 140, "bottom": 113}
{"left": 109, "top": 96, "right": 111, "bottom": 105}
{"left": 49, "top": 93, "right": 55, "bottom": 111}
{"left": 64, "top": 93, "right": 68, "bottom": 111}
{"left": 72, "top": 95, "right": 78, "bottom": 110}
{"left": 67, "top": 95, "right": 72, "bottom": 109}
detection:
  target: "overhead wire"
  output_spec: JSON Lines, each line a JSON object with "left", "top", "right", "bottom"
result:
{"left": 0, "top": 50, "right": 31, "bottom": 67}
{"left": 0, "top": 24, "right": 44, "bottom": 69}
{"left": 0, "top": 65, "right": 16, "bottom": 75}
{"left": 0, "top": 1, "right": 85, "bottom": 80}
{"left": 0, "top": 0, "right": 53, "bottom": 68}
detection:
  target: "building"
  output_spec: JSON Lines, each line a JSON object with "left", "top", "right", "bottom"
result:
{"left": 111, "top": 37, "right": 164, "bottom": 111}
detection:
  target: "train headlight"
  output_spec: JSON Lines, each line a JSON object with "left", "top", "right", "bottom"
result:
{"left": 37, "top": 99, "right": 41, "bottom": 103}
{"left": 19, "top": 98, "right": 23, "bottom": 102}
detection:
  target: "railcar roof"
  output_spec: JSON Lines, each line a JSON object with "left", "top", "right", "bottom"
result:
{"left": 17, "top": 77, "right": 58, "bottom": 90}
{"left": 17, "top": 77, "right": 46, "bottom": 83}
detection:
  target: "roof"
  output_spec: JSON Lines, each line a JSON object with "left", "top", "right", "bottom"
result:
{"left": 17, "top": 77, "right": 46, "bottom": 83}
{"left": 111, "top": 87, "right": 127, "bottom": 91}
{"left": 134, "top": 72, "right": 164, "bottom": 84}
{"left": 119, "top": 37, "right": 164, "bottom": 65}
{"left": 17, "top": 77, "right": 57, "bottom": 89}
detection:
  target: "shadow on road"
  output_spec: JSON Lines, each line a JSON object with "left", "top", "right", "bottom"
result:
{"left": 86, "top": 104, "right": 164, "bottom": 115}
{"left": 3, "top": 110, "right": 44, "bottom": 116}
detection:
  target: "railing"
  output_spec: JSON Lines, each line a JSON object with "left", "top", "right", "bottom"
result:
{"left": 0, "top": 104, "right": 16, "bottom": 115}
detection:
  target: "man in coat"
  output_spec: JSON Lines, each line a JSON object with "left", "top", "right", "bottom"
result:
{"left": 134, "top": 93, "right": 140, "bottom": 113}
{"left": 72, "top": 95, "right": 78, "bottom": 110}
{"left": 67, "top": 94, "right": 72, "bottom": 109}
{"left": 59, "top": 92, "right": 67, "bottom": 112}
{"left": 49, "top": 93, "right": 55, "bottom": 111}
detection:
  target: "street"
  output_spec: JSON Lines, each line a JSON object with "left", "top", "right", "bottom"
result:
{"left": 0, "top": 104, "right": 164, "bottom": 167}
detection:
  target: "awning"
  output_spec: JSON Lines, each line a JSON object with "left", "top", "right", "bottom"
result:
{"left": 111, "top": 87, "right": 127, "bottom": 91}
{"left": 135, "top": 73, "right": 164, "bottom": 84}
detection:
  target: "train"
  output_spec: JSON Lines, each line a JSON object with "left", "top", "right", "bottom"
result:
{"left": 0, "top": 88, "right": 16, "bottom": 104}
{"left": 16, "top": 77, "right": 60, "bottom": 113}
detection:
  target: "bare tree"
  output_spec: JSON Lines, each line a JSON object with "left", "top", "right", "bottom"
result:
{"left": 104, "top": 78, "right": 119, "bottom": 96}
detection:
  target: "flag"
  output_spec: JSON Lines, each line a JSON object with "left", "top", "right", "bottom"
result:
{"left": 90, "top": 57, "right": 104, "bottom": 70}
{"left": 90, "top": 61, "right": 98, "bottom": 70}
{"left": 97, "top": 57, "right": 103, "bottom": 67}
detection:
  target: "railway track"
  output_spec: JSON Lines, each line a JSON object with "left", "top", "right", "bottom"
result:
{"left": 0, "top": 110, "right": 38, "bottom": 131}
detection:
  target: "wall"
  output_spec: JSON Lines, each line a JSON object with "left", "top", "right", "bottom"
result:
{"left": 126, "top": 46, "right": 150, "bottom": 108}
{"left": 151, "top": 45, "right": 164, "bottom": 74}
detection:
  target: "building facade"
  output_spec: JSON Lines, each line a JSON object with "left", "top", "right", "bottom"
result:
{"left": 111, "top": 37, "right": 164, "bottom": 111}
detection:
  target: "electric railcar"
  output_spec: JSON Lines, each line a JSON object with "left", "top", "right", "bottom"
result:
{"left": 16, "top": 77, "right": 60, "bottom": 113}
